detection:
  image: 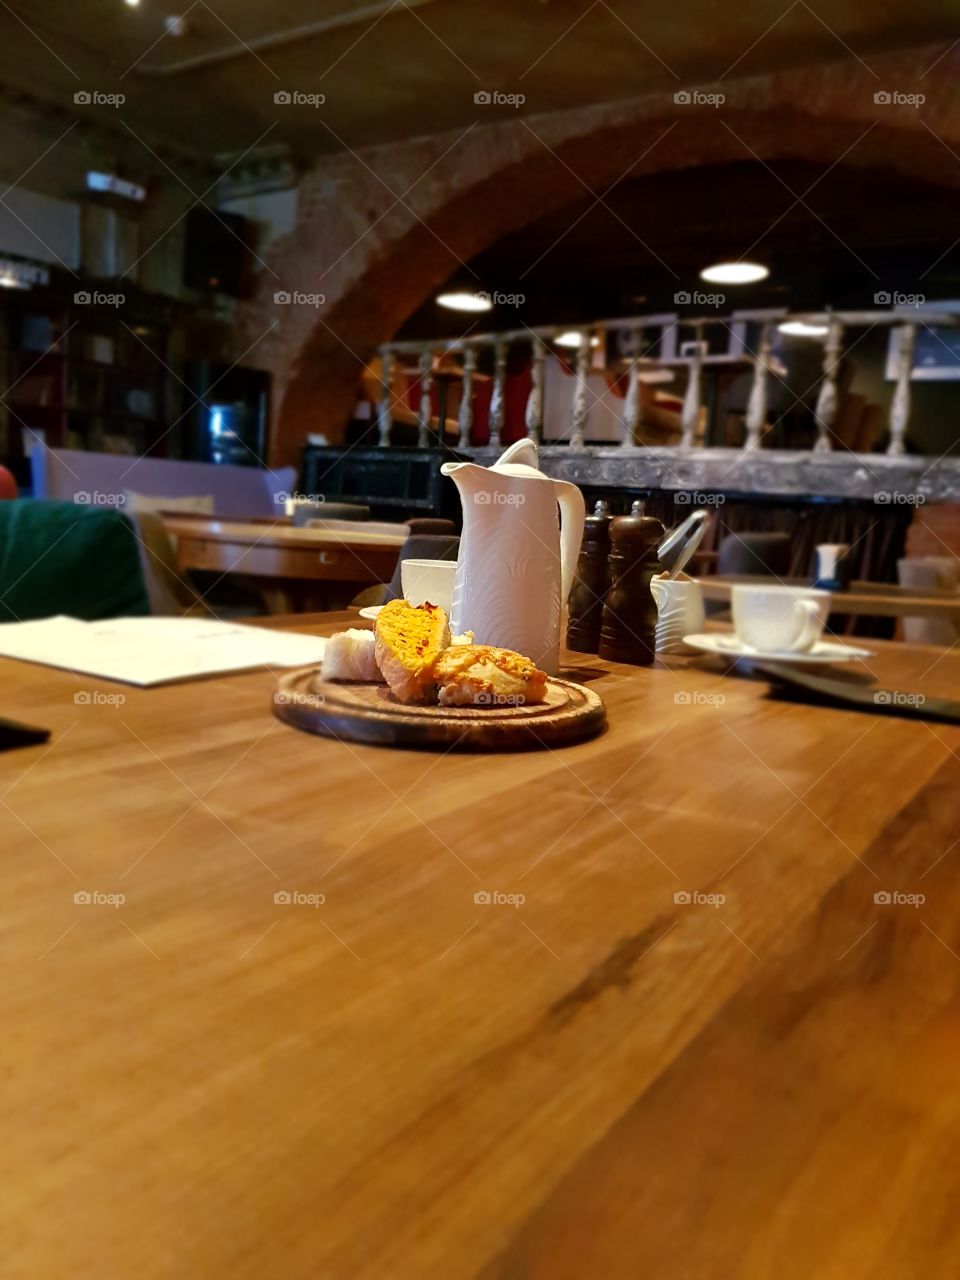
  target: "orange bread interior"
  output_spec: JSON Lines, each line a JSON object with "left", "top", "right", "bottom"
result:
{"left": 374, "top": 599, "right": 451, "bottom": 702}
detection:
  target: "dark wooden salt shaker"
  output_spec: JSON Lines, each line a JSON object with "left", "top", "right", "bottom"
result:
{"left": 567, "top": 501, "right": 612, "bottom": 654}
{"left": 598, "top": 515, "right": 664, "bottom": 666}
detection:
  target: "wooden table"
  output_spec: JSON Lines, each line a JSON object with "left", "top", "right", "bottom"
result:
{"left": 2, "top": 614, "right": 960, "bottom": 1278}
{"left": 164, "top": 517, "right": 404, "bottom": 612}
{"left": 701, "top": 573, "right": 960, "bottom": 624}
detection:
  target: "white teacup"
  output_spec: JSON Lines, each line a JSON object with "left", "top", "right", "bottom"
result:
{"left": 732, "top": 585, "right": 829, "bottom": 653}
{"left": 401, "top": 558, "right": 456, "bottom": 613}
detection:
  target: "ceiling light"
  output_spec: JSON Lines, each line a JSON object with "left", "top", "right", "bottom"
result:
{"left": 436, "top": 291, "right": 492, "bottom": 313}
{"left": 700, "top": 261, "right": 769, "bottom": 285}
{"left": 124, "top": 0, "right": 141, "bottom": 7}
{"left": 778, "top": 320, "right": 829, "bottom": 338}
{"left": 555, "top": 331, "right": 600, "bottom": 349}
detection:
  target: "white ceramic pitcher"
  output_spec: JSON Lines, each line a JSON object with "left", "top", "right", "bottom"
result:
{"left": 441, "top": 440, "right": 585, "bottom": 674}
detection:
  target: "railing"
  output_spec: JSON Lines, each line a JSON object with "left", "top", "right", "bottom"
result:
{"left": 376, "top": 309, "right": 960, "bottom": 458}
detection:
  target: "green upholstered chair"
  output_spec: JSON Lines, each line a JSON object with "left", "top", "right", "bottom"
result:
{"left": 0, "top": 499, "right": 149, "bottom": 623}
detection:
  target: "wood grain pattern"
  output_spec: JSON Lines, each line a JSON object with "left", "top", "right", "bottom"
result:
{"left": 1, "top": 611, "right": 959, "bottom": 1278}
{"left": 274, "top": 667, "right": 605, "bottom": 751}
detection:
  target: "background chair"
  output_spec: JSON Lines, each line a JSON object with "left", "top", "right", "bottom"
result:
{"left": 406, "top": 518, "right": 456, "bottom": 536}
{"left": 384, "top": 534, "right": 460, "bottom": 602}
{"left": 716, "top": 531, "right": 791, "bottom": 578}
{"left": 897, "top": 555, "right": 960, "bottom": 646}
{"left": 125, "top": 509, "right": 215, "bottom": 617}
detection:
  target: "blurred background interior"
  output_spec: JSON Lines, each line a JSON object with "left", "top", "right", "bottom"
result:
{"left": 0, "top": 0, "right": 958, "bottom": 639}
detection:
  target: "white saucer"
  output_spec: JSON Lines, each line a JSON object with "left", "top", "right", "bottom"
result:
{"left": 683, "top": 633, "right": 873, "bottom": 664}
{"left": 357, "top": 605, "right": 385, "bottom": 620}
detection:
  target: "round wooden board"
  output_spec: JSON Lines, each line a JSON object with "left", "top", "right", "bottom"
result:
{"left": 273, "top": 667, "right": 606, "bottom": 751}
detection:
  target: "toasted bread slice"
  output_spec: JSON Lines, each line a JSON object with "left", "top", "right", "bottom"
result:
{"left": 433, "top": 644, "right": 548, "bottom": 708}
{"left": 374, "top": 599, "right": 451, "bottom": 703}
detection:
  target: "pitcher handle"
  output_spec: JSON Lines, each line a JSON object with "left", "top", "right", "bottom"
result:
{"left": 554, "top": 480, "right": 586, "bottom": 606}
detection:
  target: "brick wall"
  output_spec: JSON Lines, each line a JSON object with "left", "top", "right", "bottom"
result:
{"left": 235, "top": 42, "right": 960, "bottom": 468}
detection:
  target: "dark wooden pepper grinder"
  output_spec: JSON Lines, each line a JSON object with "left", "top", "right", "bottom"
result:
{"left": 598, "top": 514, "right": 664, "bottom": 666}
{"left": 567, "top": 501, "right": 612, "bottom": 654}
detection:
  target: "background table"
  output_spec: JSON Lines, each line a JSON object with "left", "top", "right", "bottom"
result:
{"left": 164, "top": 516, "right": 404, "bottom": 612}
{"left": 701, "top": 573, "right": 960, "bottom": 626}
{"left": 2, "top": 615, "right": 959, "bottom": 1277}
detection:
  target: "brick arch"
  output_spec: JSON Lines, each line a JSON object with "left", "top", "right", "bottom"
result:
{"left": 239, "top": 44, "right": 960, "bottom": 466}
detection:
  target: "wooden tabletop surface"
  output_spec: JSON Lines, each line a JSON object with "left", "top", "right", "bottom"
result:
{"left": 2, "top": 612, "right": 960, "bottom": 1278}
{"left": 163, "top": 516, "right": 410, "bottom": 549}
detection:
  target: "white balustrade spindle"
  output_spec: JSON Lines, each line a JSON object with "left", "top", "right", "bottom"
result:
{"left": 457, "top": 346, "right": 476, "bottom": 450}
{"left": 570, "top": 330, "right": 590, "bottom": 451}
{"left": 488, "top": 339, "right": 507, "bottom": 450}
{"left": 377, "top": 347, "right": 394, "bottom": 447}
{"left": 813, "top": 320, "right": 842, "bottom": 453}
{"left": 744, "top": 322, "right": 772, "bottom": 451}
{"left": 417, "top": 350, "right": 433, "bottom": 448}
{"left": 621, "top": 327, "right": 642, "bottom": 448}
{"left": 888, "top": 322, "right": 916, "bottom": 457}
{"left": 525, "top": 337, "right": 546, "bottom": 444}
{"left": 680, "top": 326, "right": 703, "bottom": 448}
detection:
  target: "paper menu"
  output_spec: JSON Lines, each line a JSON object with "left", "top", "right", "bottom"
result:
{"left": 0, "top": 615, "right": 328, "bottom": 687}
